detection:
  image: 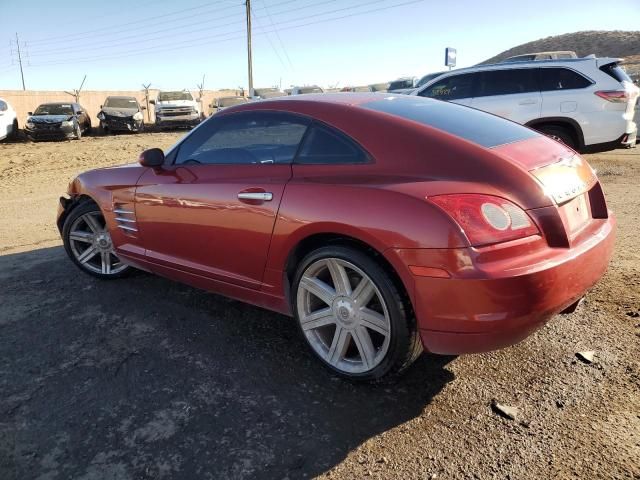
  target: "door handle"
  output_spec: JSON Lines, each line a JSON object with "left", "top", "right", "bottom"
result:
{"left": 518, "top": 99, "right": 538, "bottom": 105}
{"left": 238, "top": 192, "right": 273, "bottom": 201}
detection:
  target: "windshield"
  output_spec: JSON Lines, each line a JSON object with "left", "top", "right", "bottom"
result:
{"left": 218, "top": 97, "right": 247, "bottom": 107}
{"left": 33, "top": 104, "right": 73, "bottom": 116}
{"left": 104, "top": 97, "right": 139, "bottom": 109}
{"left": 417, "top": 72, "right": 445, "bottom": 87}
{"left": 298, "top": 87, "right": 323, "bottom": 94}
{"left": 158, "top": 91, "right": 193, "bottom": 102}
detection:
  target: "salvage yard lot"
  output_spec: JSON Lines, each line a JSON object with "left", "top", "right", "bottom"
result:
{"left": 1, "top": 134, "right": 639, "bottom": 479}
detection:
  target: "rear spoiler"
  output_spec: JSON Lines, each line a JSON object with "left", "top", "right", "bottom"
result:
{"left": 596, "top": 57, "right": 622, "bottom": 68}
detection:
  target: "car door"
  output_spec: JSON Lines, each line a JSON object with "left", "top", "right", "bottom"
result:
{"left": 538, "top": 66, "right": 593, "bottom": 122}
{"left": 416, "top": 73, "right": 476, "bottom": 107}
{"left": 134, "top": 110, "right": 310, "bottom": 289}
{"left": 470, "top": 68, "right": 541, "bottom": 124}
{"left": 0, "top": 100, "right": 9, "bottom": 139}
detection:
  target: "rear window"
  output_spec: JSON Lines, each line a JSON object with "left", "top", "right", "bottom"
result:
{"left": 599, "top": 63, "right": 632, "bottom": 83}
{"left": 539, "top": 68, "right": 592, "bottom": 90}
{"left": 296, "top": 123, "right": 368, "bottom": 165}
{"left": 364, "top": 96, "right": 539, "bottom": 148}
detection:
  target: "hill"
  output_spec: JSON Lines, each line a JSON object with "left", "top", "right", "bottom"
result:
{"left": 482, "top": 30, "right": 640, "bottom": 64}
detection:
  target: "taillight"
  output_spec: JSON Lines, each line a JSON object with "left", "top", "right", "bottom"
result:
{"left": 428, "top": 194, "right": 539, "bottom": 247}
{"left": 594, "top": 90, "right": 629, "bottom": 103}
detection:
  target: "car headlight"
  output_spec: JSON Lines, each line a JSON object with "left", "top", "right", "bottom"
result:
{"left": 133, "top": 112, "right": 143, "bottom": 121}
{"left": 61, "top": 120, "right": 74, "bottom": 127}
{"left": 26, "top": 121, "right": 35, "bottom": 129}
{"left": 97, "top": 112, "right": 105, "bottom": 120}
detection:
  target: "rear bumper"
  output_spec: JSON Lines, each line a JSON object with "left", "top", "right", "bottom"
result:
{"left": 392, "top": 216, "right": 616, "bottom": 355}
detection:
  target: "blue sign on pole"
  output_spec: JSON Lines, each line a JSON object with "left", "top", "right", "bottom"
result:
{"left": 445, "top": 47, "right": 457, "bottom": 68}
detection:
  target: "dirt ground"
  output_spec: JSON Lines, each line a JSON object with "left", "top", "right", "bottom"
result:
{"left": 0, "top": 133, "right": 638, "bottom": 480}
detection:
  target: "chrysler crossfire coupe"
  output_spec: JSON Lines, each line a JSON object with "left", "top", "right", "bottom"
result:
{"left": 57, "top": 93, "right": 615, "bottom": 381}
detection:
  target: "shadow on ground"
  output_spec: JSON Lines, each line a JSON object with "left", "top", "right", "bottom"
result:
{"left": 0, "top": 247, "right": 454, "bottom": 480}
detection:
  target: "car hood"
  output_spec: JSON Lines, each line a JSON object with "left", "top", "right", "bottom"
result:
{"left": 29, "top": 114, "right": 72, "bottom": 123}
{"left": 102, "top": 107, "right": 138, "bottom": 117}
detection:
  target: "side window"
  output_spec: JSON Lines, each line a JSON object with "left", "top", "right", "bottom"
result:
{"left": 175, "top": 112, "right": 309, "bottom": 165}
{"left": 295, "top": 123, "right": 368, "bottom": 165}
{"left": 419, "top": 73, "right": 475, "bottom": 101}
{"left": 0, "top": 100, "right": 7, "bottom": 112}
{"left": 476, "top": 69, "right": 538, "bottom": 97}
{"left": 539, "top": 68, "right": 592, "bottom": 91}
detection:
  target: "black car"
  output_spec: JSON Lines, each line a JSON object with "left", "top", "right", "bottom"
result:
{"left": 25, "top": 102, "right": 91, "bottom": 141}
{"left": 97, "top": 96, "right": 145, "bottom": 134}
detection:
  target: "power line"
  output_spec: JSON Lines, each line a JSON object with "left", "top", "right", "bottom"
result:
{"left": 251, "top": 7, "right": 287, "bottom": 69}
{"left": 27, "top": 0, "right": 305, "bottom": 58}
{"left": 27, "top": 0, "right": 424, "bottom": 68}
{"left": 260, "top": 0, "right": 294, "bottom": 70}
{"left": 27, "top": 0, "right": 244, "bottom": 44}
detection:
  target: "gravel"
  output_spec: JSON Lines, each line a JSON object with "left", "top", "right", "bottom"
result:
{"left": 0, "top": 134, "right": 638, "bottom": 479}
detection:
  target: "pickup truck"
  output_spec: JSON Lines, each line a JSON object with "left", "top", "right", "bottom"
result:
{"left": 151, "top": 90, "right": 201, "bottom": 129}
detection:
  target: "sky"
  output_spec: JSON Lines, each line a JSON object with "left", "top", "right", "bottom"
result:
{"left": 0, "top": 0, "right": 638, "bottom": 92}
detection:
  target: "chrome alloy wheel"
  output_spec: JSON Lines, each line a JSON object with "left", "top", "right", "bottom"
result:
{"left": 296, "top": 258, "right": 392, "bottom": 374}
{"left": 68, "top": 212, "right": 127, "bottom": 275}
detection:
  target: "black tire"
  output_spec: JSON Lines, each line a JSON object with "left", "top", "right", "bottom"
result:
{"left": 62, "top": 201, "right": 132, "bottom": 279}
{"left": 9, "top": 119, "right": 19, "bottom": 141}
{"left": 536, "top": 125, "right": 577, "bottom": 150}
{"left": 292, "top": 245, "right": 422, "bottom": 382}
{"left": 85, "top": 121, "right": 92, "bottom": 135}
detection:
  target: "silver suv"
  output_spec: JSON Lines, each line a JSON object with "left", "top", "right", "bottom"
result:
{"left": 411, "top": 57, "right": 639, "bottom": 152}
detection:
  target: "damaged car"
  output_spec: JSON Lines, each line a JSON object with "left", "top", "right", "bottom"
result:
{"left": 25, "top": 102, "right": 91, "bottom": 141}
{"left": 97, "top": 96, "right": 145, "bottom": 134}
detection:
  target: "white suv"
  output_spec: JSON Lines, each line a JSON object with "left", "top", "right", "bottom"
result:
{"left": 0, "top": 98, "right": 18, "bottom": 142}
{"left": 411, "top": 57, "right": 638, "bottom": 152}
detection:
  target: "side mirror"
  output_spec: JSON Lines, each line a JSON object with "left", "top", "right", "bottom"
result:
{"left": 77, "top": 110, "right": 83, "bottom": 114}
{"left": 141, "top": 105, "right": 147, "bottom": 110}
{"left": 100, "top": 105, "right": 103, "bottom": 109}
{"left": 139, "top": 148, "right": 165, "bottom": 169}
{"left": 149, "top": 99, "right": 156, "bottom": 105}
{"left": 28, "top": 111, "right": 33, "bottom": 116}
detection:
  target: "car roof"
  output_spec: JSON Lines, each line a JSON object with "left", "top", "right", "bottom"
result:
{"left": 105, "top": 95, "right": 137, "bottom": 100}
{"left": 440, "top": 57, "right": 620, "bottom": 75}
{"left": 37, "top": 102, "right": 76, "bottom": 106}
{"left": 249, "top": 92, "right": 388, "bottom": 107}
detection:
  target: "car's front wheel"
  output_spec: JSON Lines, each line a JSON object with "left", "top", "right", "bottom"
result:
{"left": 62, "top": 202, "right": 131, "bottom": 279}
{"left": 292, "top": 245, "right": 422, "bottom": 381}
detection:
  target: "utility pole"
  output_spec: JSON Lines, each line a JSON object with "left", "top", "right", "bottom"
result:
{"left": 245, "top": 0, "right": 254, "bottom": 97}
{"left": 15, "top": 33, "right": 26, "bottom": 90}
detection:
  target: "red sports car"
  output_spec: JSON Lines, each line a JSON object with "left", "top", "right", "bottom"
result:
{"left": 57, "top": 93, "right": 615, "bottom": 381}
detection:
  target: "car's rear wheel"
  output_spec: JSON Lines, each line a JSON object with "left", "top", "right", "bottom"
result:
{"left": 536, "top": 125, "right": 577, "bottom": 150}
{"left": 292, "top": 245, "right": 422, "bottom": 381}
{"left": 9, "top": 119, "right": 19, "bottom": 141}
{"left": 62, "top": 202, "right": 131, "bottom": 279}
